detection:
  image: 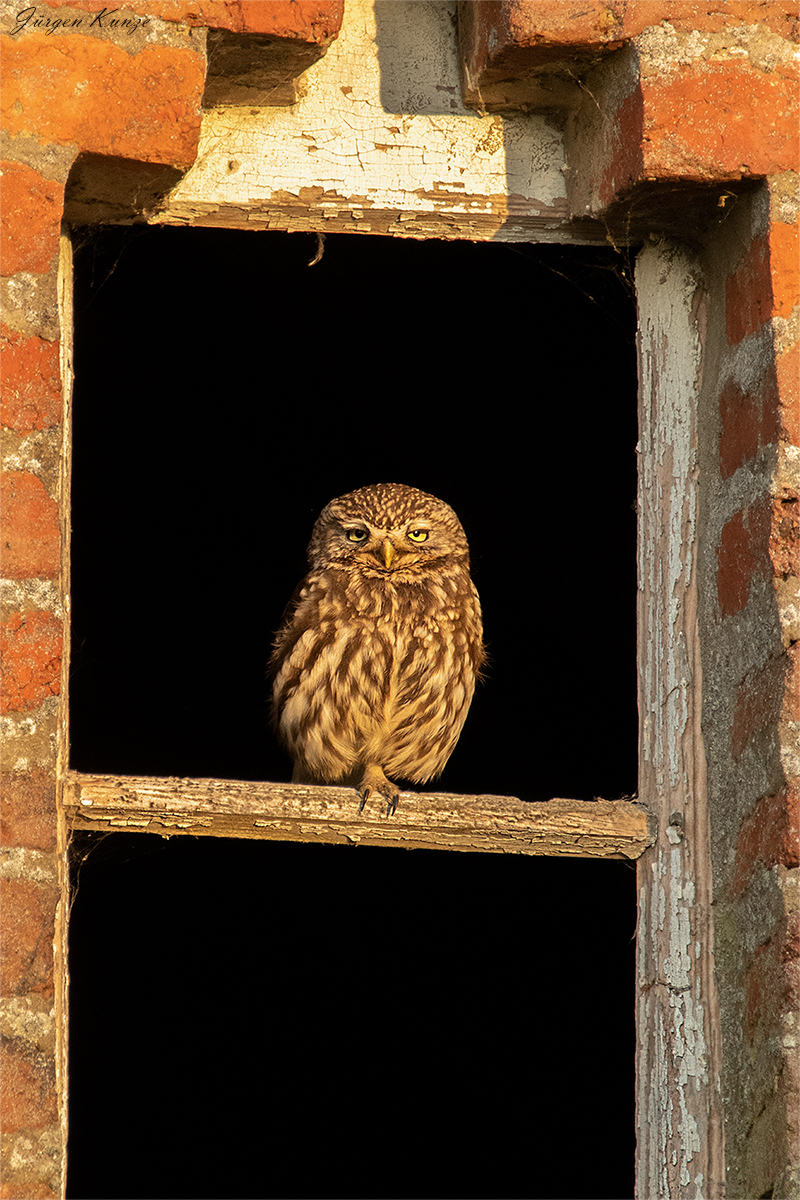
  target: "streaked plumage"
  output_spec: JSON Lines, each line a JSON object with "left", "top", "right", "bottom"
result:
{"left": 270, "top": 482, "right": 484, "bottom": 815}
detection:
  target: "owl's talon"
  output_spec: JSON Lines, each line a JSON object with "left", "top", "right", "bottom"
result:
{"left": 357, "top": 785, "right": 398, "bottom": 817}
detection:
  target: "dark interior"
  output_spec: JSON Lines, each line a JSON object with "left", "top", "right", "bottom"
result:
{"left": 66, "top": 226, "right": 639, "bottom": 1200}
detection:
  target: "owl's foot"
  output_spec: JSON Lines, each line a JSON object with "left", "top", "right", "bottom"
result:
{"left": 357, "top": 766, "right": 400, "bottom": 817}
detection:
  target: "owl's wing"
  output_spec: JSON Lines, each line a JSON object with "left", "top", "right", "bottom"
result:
{"left": 267, "top": 576, "right": 309, "bottom": 679}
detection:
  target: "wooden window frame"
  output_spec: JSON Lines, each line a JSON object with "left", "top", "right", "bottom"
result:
{"left": 57, "top": 225, "right": 719, "bottom": 1198}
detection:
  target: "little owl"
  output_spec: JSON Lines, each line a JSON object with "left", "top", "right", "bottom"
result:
{"left": 270, "top": 482, "right": 484, "bottom": 815}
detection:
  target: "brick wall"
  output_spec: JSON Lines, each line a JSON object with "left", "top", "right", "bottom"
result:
{"left": 0, "top": 6, "right": 343, "bottom": 1196}
{"left": 698, "top": 180, "right": 799, "bottom": 1200}
{"left": 1, "top": 3, "right": 797, "bottom": 1197}
{"left": 461, "top": 6, "right": 798, "bottom": 1193}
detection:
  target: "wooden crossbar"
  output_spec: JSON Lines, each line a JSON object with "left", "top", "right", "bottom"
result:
{"left": 62, "top": 772, "right": 655, "bottom": 859}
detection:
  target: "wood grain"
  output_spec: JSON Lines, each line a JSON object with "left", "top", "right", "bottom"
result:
{"left": 62, "top": 772, "right": 654, "bottom": 859}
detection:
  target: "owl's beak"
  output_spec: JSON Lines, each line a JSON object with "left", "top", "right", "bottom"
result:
{"left": 382, "top": 539, "right": 395, "bottom": 569}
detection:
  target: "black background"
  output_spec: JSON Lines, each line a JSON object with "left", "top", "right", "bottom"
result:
{"left": 67, "top": 227, "right": 639, "bottom": 1200}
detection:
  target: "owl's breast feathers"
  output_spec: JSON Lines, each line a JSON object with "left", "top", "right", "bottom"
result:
{"left": 270, "top": 560, "right": 484, "bottom": 785}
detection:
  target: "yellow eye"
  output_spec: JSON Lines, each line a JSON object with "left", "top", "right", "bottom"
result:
{"left": 407, "top": 529, "right": 429, "bottom": 543}
{"left": 346, "top": 528, "right": 368, "bottom": 543}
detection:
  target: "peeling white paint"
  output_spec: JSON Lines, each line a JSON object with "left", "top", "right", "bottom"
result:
{"left": 636, "top": 243, "right": 724, "bottom": 1199}
{"left": 158, "top": 0, "right": 590, "bottom": 243}
{"left": 637, "top": 248, "right": 702, "bottom": 793}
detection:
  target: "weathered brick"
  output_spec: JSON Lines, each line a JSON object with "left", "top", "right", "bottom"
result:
{"left": 0, "top": 473, "right": 60, "bottom": 579}
{"left": 719, "top": 379, "right": 761, "bottom": 479}
{"left": 598, "top": 85, "right": 644, "bottom": 208}
{"left": 0, "top": 611, "right": 62, "bottom": 715}
{"left": 771, "top": 494, "right": 800, "bottom": 579}
{"left": 1, "top": 36, "right": 204, "bottom": 168}
{"left": 731, "top": 786, "right": 800, "bottom": 898}
{"left": 717, "top": 498, "right": 772, "bottom": 617}
{"left": 552, "top": 1, "right": 798, "bottom": 41}
{"left": 782, "top": 641, "right": 799, "bottom": 737}
{"left": 769, "top": 217, "right": 800, "bottom": 323}
{"left": 0, "top": 1180, "right": 59, "bottom": 1200}
{"left": 193, "top": 0, "right": 343, "bottom": 39}
{"left": 719, "top": 365, "right": 781, "bottom": 475}
{"left": 0, "top": 162, "right": 63, "bottom": 277}
{"left": 461, "top": 1, "right": 799, "bottom": 125}
{"left": 726, "top": 233, "right": 773, "bottom": 346}
{"left": 0, "top": 770, "right": 57, "bottom": 851}
{"left": 656, "top": 1, "right": 800, "bottom": 38}
{"left": 641, "top": 63, "right": 799, "bottom": 180}
{"left": 731, "top": 656, "right": 788, "bottom": 762}
{"left": 0, "top": 879, "right": 57, "bottom": 997}
{"left": 744, "top": 912, "right": 800, "bottom": 1039}
{"left": 0, "top": 1042, "right": 57, "bottom": 1134}
{"left": 777, "top": 342, "right": 799, "bottom": 444}
{"left": 50, "top": 0, "right": 345, "bottom": 39}
{"left": 467, "top": 0, "right": 799, "bottom": 53}
{"left": 0, "top": 327, "right": 62, "bottom": 433}
{"left": 504, "top": 0, "right": 646, "bottom": 50}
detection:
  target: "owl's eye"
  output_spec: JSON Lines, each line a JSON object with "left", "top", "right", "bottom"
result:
{"left": 407, "top": 529, "right": 429, "bottom": 543}
{"left": 345, "top": 528, "right": 368, "bottom": 543}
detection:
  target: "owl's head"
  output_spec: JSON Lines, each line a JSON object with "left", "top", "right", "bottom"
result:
{"left": 307, "top": 482, "right": 471, "bottom": 576}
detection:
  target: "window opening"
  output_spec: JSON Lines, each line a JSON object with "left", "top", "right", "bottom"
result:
{"left": 67, "top": 833, "right": 636, "bottom": 1200}
{"left": 66, "top": 226, "right": 639, "bottom": 1200}
{"left": 69, "top": 226, "right": 638, "bottom": 802}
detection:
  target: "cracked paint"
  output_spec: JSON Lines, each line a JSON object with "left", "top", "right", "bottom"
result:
{"left": 157, "top": 0, "right": 584, "bottom": 243}
{"left": 636, "top": 243, "right": 724, "bottom": 1199}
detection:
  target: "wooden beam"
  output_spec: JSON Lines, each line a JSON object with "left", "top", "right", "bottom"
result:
{"left": 635, "top": 243, "right": 724, "bottom": 1197}
{"left": 62, "top": 772, "right": 654, "bottom": 859}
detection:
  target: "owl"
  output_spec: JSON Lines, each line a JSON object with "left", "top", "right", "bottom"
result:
{"left": 270, "top": 483, "right": 485, "bottom": 815}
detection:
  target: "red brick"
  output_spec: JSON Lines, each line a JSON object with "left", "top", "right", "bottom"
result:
{"left": 655, "top": 2, "right": 800, "bottom": 38}
{"left": 718, "top": 366, "right": 781, "bottom": 474}
{"left": 717, "top": 498, "right": 771, "bottom": 616}
{"left": 732, "top": 787, "right": 799, "bottom": 898}
{"left": 0, "top": 879, "right": 57, "bottom": 997}
{"left": 777, "top": 343, "right": 800, "bottom": 444}
{"left": 719, "top": 379, "right": 761, "bottom": 479}
{"left": 726, "top": 234, "right": 773, "bottom": 346}
{"left": 469, "top": 1, "right": 798, "bottom": 54}
{"left": 0, "top": 474, "right": 60, "bottom": 579}
{"left": 0, "top": 770, "right": 57, "bottom": 851}
{"left": 505, "top": 1, "right": 643, "bottom": 48}
{"left": 641, "top": 63, "right": 799, "bottom": 180}
{"left": 0, "top": 327, "right": 62, "bottom": 433}
{"left": 769, "top": 218, "right": 800, "bottom": 323}
{"left": 46, "top": 0, "right": 345, "bottom": 39}
{"left": 0, "top": 163, "right": 62, "bottom": 277}
{"left": 771, "top": 494, "right": 799, "bottom": 579}
{"left": 783, "top": 643, "right": 799, "bottom": 734}
{"left": 599, "top": 85, "right": 644, "bottom": 208}
{"left": 731, "top": 656, "right": 788, "bottom": 761}
{"left": 0, "top": 611, "right": 63, "bottom": 715}
{"left": 744, "top": 912, "right": 799, "bottom": 1041}
{"left": 0, "top": 1183, "right": 58, "bottom": 1200}
{"left": 0, "top": 1043, "right": 57, "bottom": 1135}
{"left": 204, "top": 0, "right": 343, "bottom": 40}
{"left": 1, "top": 36, "right": 204, "bottom": 168}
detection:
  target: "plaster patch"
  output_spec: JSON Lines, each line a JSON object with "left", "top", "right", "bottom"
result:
{"left": 0, "top": 578, "right": 64, "bottom": 618}
{"left": 0, "top": 845, "right": 57, "bottom": 881}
